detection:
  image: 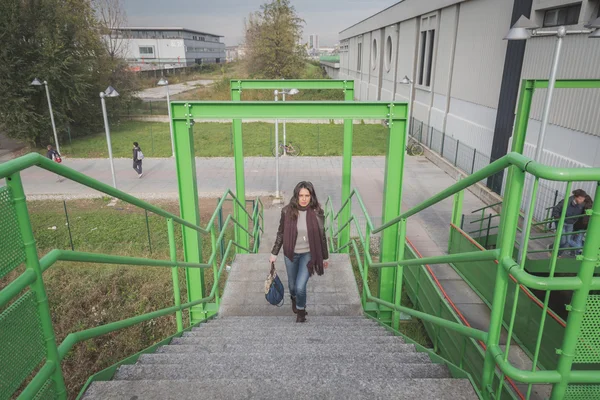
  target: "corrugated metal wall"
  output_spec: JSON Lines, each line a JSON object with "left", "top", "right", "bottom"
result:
{"left": 521, "top": 34, "right": 600, "bottom": 137}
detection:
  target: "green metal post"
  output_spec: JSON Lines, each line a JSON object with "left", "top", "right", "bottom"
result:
{"left": 338, "top": 84, "right": 354, "bottom": 253}
{"left": 378, "top": 103, "right": 408, "bottom": 323}
{"left": 511, "top": 80, "right": 535, "bottom": 154}
{"left": 231, "top": 88, "right": 249, "bottom": 253}
{"left": 449, "top": 188, "right": 464, "bottom": 252}
{"left": 392, "top": 218, "right": 407, "bottom": 331}
{"left": 145, "top": 210, "right": 152, "bottom": 254}
{"left": 172, "top": 110, "right": 206, "bottom": 323}
{"left": 481, "top": 165, "right": 525, "bottom": 398}
{"left": 167, "top": 218, "right": 183, "bottom": 332}
{"left": 210, "top": 225, "right": 220, "bottom": 308}
{"left": 363, "top": 224, "right": 371, "bottom": 310}
{"left": 551, "top": 182, "right": 600, "bottom": 399}
{"left": 7, "top": 173, "right": 67, "bottom": 399}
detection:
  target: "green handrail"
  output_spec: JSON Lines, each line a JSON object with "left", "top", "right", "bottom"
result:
{"left": 0, "top": 153, "right": 264, "bottom": 400}
{"left": 326, "top": 150, "right": 600, "bottom": 400}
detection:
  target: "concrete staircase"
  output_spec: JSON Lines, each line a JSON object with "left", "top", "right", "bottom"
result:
{"left": 83, "top": 315, "right": 477, "bottom": 399}
{"left": 82, "top": 204, "right": 478, "bottom": 399}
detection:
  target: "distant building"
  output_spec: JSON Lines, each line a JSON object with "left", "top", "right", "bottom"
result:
{"left": 107, "top": 27, "right": 226, "bottom": 71}
{"left": 225, "top": 45, "right": 246, "bottom": 62}
{"left": 309, "top": 34, "right": 320, "bottom": 53}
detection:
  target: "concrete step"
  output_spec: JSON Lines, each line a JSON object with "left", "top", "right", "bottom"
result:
{"left": 84, "top": 378, "right": 478, "bottom": 400}
{"left": 156, "top": 342, "right": 414, "bottom": 355}
{"left": 113, "top": 362, "right": 451, "bottom": 381}
{"left": 136, "top": 352, "right": 433, "bottom": 365}
{"left": 169, "top": 334, "right": 401, "bottom": 346}
{"left": 184, "top": 326, "right": 391, "bottom": 337}
{"left": 208, "top": 316, "right": 378, "bottom": 326}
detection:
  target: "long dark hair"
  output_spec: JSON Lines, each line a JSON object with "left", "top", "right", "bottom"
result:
{"left": 289, "top": 181, "right": 321, "bottom": 219}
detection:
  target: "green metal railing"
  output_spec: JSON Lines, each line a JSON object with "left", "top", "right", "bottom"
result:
{"left": 0, "top": 153, "right": 263, "bottom": 399}
{"left": 325, "top": 151, "right": 600, "bottom": 400}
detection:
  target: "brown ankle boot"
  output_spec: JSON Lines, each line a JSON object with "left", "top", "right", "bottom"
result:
{"left": 291, "top": 296, "right": 298, "bottom": 314}
{"left": 296, "top": 309, "right": 307, "bottom": 323}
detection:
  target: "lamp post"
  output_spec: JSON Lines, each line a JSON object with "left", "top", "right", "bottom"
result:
{"left": 157, "top": 78, "right": 175, "bottom": 157}
{"left": 100, "top": 86, "right": 120, "bottom": 189}
{"left": 31, "top": 78, "right": 60, "bottom": 154}
{"left": 279, "top": 88, "right": 299, "bottom": 150}
{"left": 505, "top": 15, "right": 597, "bottom": 262}
{"left": 399, "top": 75, "right": 413, "bottom": 151}
{"left": 274, "top": 90, "right": 280, "bottom": 198}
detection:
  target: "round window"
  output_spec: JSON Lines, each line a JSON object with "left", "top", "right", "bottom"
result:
{"left": 371, "top": 38, "right": 378, "bottom": 69}
{"left": 385, "top": 36, "right": 393, "bottom": 71}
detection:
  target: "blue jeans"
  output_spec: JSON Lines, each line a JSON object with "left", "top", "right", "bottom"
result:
{"left": 284, "top": 252, "right": 311, "bottom": 310}
{"left": 559, "top": 223, "right": 579, "bottom": 254}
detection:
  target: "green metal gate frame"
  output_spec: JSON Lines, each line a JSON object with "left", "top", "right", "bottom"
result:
{"left": 171, "top": 99, "right": 407, "bottom": 323}
{"left": 229, "top": 79, "right": 354, "bottom": 256}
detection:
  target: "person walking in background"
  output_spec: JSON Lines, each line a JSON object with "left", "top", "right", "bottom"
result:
{"left": 46, "top": 144, "right": 63, "bottom": 182}
{"left": 132, "top": 142, "right": 143, "bottom": 178}
{"left": 572, "top": 195, "right": 593, "bottom": 255}
{"left": 551, "top": 189, "right": 587, "bottom": 257}
{"left": 269, "top": 181, "right": 329, "bottom": 323}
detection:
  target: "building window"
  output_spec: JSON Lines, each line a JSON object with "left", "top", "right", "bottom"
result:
{"left": 417, "top": 17, "right": 435, "bottom": 87}
{"left": 139, "top": 46, "right": 155, "bottom": 58}
{"left": 371, "top": 38, "right": 378, "bottom": 69}
{"left": 385, "top": 35, "right": 393, "bottom": 72}
{"left": 200, "top": 37, "right": 206, "bottom": 41}
{"left": 543, "top": 4, "right": 581, "bottom": 27}
{"left": 357, "top": 42, "right": 362, "bottom": 71}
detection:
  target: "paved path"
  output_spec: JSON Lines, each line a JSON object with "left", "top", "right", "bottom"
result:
{"left": 134, "top": 79, "right": 214, "bottom": 100}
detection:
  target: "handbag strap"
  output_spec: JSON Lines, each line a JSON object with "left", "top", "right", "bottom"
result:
{"left": 270, "top": 261, "right": 276, "bottom": 276}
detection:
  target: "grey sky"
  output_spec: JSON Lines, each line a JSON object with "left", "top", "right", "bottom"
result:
{"left": 123, "top": 0, "right": 398, "bottom": 47}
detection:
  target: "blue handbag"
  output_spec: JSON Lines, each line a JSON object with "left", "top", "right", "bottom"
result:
{"left": 265, "top": 262, "right": 285, "bottom": 307}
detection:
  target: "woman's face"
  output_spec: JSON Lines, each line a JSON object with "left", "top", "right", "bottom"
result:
{"left": 298, "top": 188, "right": 311, "bottom": 207}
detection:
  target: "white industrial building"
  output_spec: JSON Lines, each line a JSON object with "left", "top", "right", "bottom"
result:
{"left": 333, "top": 0, "right": 600, "bottom": 194}
{"left": 110, "top": 27, "right": 226, "bottom": 71}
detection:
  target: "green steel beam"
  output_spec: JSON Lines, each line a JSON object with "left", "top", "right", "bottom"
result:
{"left": 339, "top": 87, "right": 354, "bottom": 253}
{"left": 378, "top": 108, "right": 408, "bottom": 323}
{"left": 531, "top": 79, "right": 600, "bottom": 89}
{"left": 172, "top": 115, "right": 206, "bottom": 324}
{"left": 171, "top": 101, "right": 407, "bottom": 120}
{"left": 230, "top": 79, "right": 354, "bottom": 91}
{"left": 230, "top": 89, "right": 249, "bottom": 253}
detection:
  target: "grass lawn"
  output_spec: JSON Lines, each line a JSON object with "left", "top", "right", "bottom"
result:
{"left": 1, "top": 198, "right": 245, "bottom": 398}
{"left": 54, "top": 120, "right": 389, "bottom": 158}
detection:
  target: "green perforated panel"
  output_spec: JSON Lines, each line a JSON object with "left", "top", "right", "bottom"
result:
{"left": 33, "top": 379, "right": 57, "bottom": 400}
{"left": 0, "top": 185, "right": 26, "bottom": 279}
{"left": 0, "top": 291, "right": 46, "bottom": 399}
{"left": 574, "top": 295, "right": 600, "bottom": 363}
{"left": 565, "top": 384, "right": 600, "bottom": 399}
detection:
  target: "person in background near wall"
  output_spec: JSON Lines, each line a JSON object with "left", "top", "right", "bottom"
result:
{"left": 551, "top": 189, "right": 587, "bottom": 257}
{"left": 572, "top": 195, "right": 593, "bottom": 256}
{"left": 269, "top": 181, "right": 329, "bottom": 323}
{"left": 132, "top": 142, "right": 143, "bottom": 178}
{"left": 46, "top": 144, "right": 62, "bottom": 182}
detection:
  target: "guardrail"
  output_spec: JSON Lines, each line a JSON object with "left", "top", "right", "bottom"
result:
{"left": 0, "top": 153, "right": 263, "bottom": 399}
{"left": 325, "top": 151, "right": 600, "bottom": 399}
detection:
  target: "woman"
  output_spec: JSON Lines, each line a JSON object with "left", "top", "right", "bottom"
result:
{"left": 132, "top": 142, "right": 143, "bottom": 178}
{"left": 269, "top": 181, "right": 329, "bottom": 323}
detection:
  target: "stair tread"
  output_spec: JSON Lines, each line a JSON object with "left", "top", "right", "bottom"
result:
{"left": 169, "top": 335, "right": 402, "bottom": 345}
{"left": 113, "top": 362, "right": 451, "bottom": 380}
{"left": 137, "top": 352, "right": 433, "bottom": 365}
{"left": 156, "top": 343, "right": 415, "bottom": 354}
{"left": 84, "top": 378, "right": 478, "bottom": 400}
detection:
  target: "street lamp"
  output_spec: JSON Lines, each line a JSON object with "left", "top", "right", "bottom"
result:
{"left": 31, "top": 78, "right": 60, "bottom": 154}
{"left": 157, "top": 78, "right": 175, "bottom": 157}
{"left": 400, "top": 76, "right": 413, "bottom": 152}
{"left": 100, "top": 86, "right": 119, "bottom": 189}
{"left": 273, "top": 90, "right": 281, "bottom": 198}
{"left": 276, "top": 88, "right": 300, "bottom": 150}
{"left": 505, "top": 15, "right": 595, "bottom": 261}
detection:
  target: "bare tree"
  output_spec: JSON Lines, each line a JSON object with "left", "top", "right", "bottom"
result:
{"left": 93, "top": 0, "right": 128, "bottom": 60}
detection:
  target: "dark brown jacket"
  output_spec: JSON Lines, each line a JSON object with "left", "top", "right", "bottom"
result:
{"left": 271, "top": 205, "right": 329, "bottom": 260}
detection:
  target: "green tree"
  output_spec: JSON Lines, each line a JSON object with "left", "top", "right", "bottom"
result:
{"left": 0, "top": 0, "right": 135, "bottom": 146}
{"left": 244, "top": 0, "right": 306, "bottom": 79}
